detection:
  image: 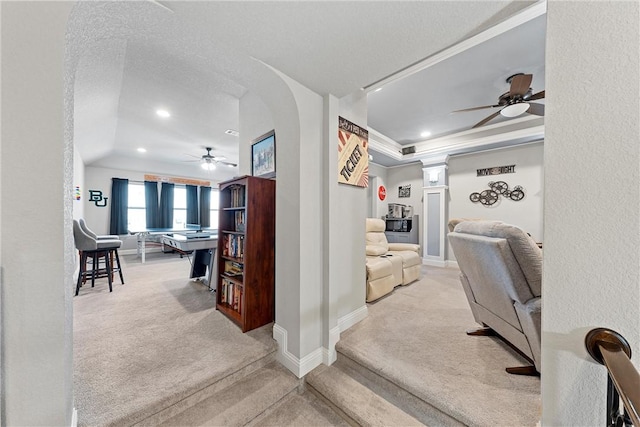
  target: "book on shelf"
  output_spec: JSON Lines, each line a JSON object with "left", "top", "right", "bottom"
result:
{"left": 234, "top": 210, "right": 245, "bottom": 232}
{"left": 220, "top": 277, "right": 243, "bottom": 314}
{"left": 229, "top": 185, "right": 245, "bottom": 208}
{"left": 223, "top": 260, "right": 243, "bottom": 278}
{"left": 222, "top": 234, "right": 245, "bottom": 259}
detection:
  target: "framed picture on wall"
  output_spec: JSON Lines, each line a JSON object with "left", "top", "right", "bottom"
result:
{"left": 251, "top": 130, "right": 276, "bottom": 179}
{"left": 398, "top": 184, "right": 411, "bottom": 198}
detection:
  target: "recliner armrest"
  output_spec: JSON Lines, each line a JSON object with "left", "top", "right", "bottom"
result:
{"left": 388, "top": 243, "right": 420, "bottom": 253}
{"left": 366, "top": 245, "right": 387, "bottom": 256}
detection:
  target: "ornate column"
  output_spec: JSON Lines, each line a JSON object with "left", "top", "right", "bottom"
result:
{"left": 421, "top": 156, "right": 449, "bottom": 266}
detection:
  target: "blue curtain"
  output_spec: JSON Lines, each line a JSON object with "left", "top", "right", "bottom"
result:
{"left": 186, "top": 185, "right": 199, "bottom": 225}
{"left": 109, "top": 178, "right": 129, "bottom": 235}
{"left": 159, "top": 182, "right": 174, "bottom": 229}
{"left": 199, "top": 186, "right": 211, "bottom": 228}
{"left": 144, "top": 181, "right": 160, "bottom": 229}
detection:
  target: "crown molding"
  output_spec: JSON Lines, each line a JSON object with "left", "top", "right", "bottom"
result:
{"left": 368, "top": 127, "right": 403, "bottom": 161}
{"left": 362, "top": 0, "right": 546, "bottom": 92}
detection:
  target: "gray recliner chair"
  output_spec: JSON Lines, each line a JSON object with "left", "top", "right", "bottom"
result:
{"left": 448, "top": 220, "right": 542, "bottom": 375}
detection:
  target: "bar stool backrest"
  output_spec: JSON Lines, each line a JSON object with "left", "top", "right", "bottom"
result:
{"left": 73, "top": 220, "right": 98, "bottom": 251}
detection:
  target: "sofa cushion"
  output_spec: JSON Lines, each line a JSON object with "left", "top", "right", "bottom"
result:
{"left": 388, "top": 243, "right": 420, "bottom": 253}
{"left": 388, "top": 250, "right": 421, "bottom": 268}
{"left": 366, "top": 256, "right": 393, "bottom": 279}
{"left": 366, "top": 231, "right": 389, "bottom": 253}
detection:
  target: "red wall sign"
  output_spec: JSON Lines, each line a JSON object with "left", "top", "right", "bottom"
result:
{"left": 378, "top": 185, "right": 386, "bottom": 201}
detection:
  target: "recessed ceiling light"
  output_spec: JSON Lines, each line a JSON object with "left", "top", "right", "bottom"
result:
{"left": 156, "top": 109, "right": 170, "bottom": 118}
{"left": 137, "top": 148, "right": 147, "bottom": 153}
{"left": 374, "top": 88, "right": 383, "bottom": 92}
{"left": 421, "top": 131, "right": 431, "bottom": 138}
{"left": 225, "top": 129, "right": 239, "bottom": 136}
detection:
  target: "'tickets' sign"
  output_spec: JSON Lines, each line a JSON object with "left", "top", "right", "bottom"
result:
{"left": 338, "top": 116, "right": 369, "bottom": 188}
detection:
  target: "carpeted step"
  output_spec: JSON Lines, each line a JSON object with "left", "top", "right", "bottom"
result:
{"left": 153, "top": 361, "right": 300, "bottom": 427}
{"left": 334, "top": 267, "right": 541, "bottom": 427}
{"left": 305, "top": 363, "right": 425, "bottom": 426}
{"left": 332, "top": 355, "right": 463, "bottom": 427}
{"left": 246, "top": 388, "right": 351, "bottom": 426}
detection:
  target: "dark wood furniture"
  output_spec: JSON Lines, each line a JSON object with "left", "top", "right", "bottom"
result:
{"left": 76, "top": 248, "right": 124, "bottom": 296}
{"left": 216, "top": 175, "right": 275, "bottom": 332}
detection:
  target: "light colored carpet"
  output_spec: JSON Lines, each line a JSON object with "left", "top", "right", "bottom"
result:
{"left": 73, "top": 253, "right": 276, "bottom": 427}
{"left": 75, "top": 255, "right": 540, "bottom": 427}
{"left": 157, "top": 362, "right": 300, "bottom": 427}
{"left": 247, "top": 389, "right": 350, "bottom": 427}
{"left": 306, "top": 364, "right": 423, "bottom": 426}
{"left": 336, "top": 266, "right": 541, "bottom": 427}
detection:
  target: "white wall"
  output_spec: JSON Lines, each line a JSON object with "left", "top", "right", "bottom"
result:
{"left": 384, "top": 162, "right": 424, "bottom": 250}
{"left": 322, "top": 91, "right": 368, "bottom": 366}
{"left": 542, "top": 2, "right": 639, "bottom": 425}
{"left": 368, "top": 163, "right": 388, "bottom": 219}
{"left": 335, "top": 93, "right": 368, "bottom": 321}
{"left": 73, "top": 145, "right": 86, "bottom": 220}
{"left": 273, "top": 70, "right": 325, "bottom": 361}
{"left": 239, "top": 92, "right": 274, "bottom": 177}
{"left": 0, "top": 2, "right": 75, "bottom": 425}
{"left": 448, "top": 141, "right": 544, "bottom": 244}
{"left": 83, "top": 166, "right": 151, "bottom": 250}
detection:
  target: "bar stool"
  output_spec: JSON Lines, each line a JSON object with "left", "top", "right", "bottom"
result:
{"left": 78, "top": 218, "right": 120, "bottom": 283}
{"left": 73, "top": 220, "right": 124, "bottom": 296}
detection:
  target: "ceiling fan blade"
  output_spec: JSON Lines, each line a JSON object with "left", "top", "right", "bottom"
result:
{"left": 452, "top": 104, "right": 500, "bottom": 113}
{"left": 527, "top": 102, "right": 545, "bottom": 116}
{"left": 218, "top": 161, "right": 237, "bottom": 167}
{"left": 472, "top": 110, "right": 501, "bottom": 128}
{"left": 510, "top": 74, "right": 532, "bottom": 97}
{"left": 527, "top": 90, "right": 545, "bottom": 101}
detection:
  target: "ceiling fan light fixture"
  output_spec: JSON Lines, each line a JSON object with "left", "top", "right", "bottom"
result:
{"left": 156, "top": 109, "right": 171, "bottom": 118}
{"left": 500, "top": 102, "right": 530, "bottom": 118}
{"left": 201, "top": 162, "right": 216, "bottom": 171}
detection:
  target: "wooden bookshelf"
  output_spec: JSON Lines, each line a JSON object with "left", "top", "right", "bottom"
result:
{"left": 216, "top": 175, "right": 275, "bottom": 332}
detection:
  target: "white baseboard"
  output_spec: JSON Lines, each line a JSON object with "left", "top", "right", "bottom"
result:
{"left": 337, "top": 305, "right": 368, "bottom": 332}
{"left": 421, "top": 258, "right": 459, "bottom": 269}
{"left": 273, "top": 323, "right": 323, "bottom": 378}
{"left": 422, "top": 257, "right": 446, "bottom": 267}
{"left": 71, "top": 408, "right": 78, "bottom": 427}
{"left": 274, "top": 306, "right": 369, "bottom": 377}
{"left": 322, "top": 325, "right": 341, "bottom": 365}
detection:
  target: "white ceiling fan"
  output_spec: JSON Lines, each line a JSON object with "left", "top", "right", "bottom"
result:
{"left": 185, "top": 147, "right": 237, "bottom": 170}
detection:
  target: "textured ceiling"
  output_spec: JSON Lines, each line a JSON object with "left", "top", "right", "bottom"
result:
{"left": 70, "top": 1, "right": 542, "bottom": 180}
{"left": 368, "top": 14, "right": 546, "bottom": 146}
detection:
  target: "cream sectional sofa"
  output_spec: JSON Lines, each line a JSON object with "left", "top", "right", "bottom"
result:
{"left": 365, "top": 218, "right": 422, "bottom": 302}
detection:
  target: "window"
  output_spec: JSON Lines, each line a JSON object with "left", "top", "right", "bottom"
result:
{"left": 125, "top": 182, "right": 208, "bottom": 231}
{"left": 127, "top": 182, "right": 146, "bottom": 231}
{"left": 210, "top": 189, "right": 219, "bottom": 230}
{"left": 173, "top": 186, "right": 187, "bottom": 229}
